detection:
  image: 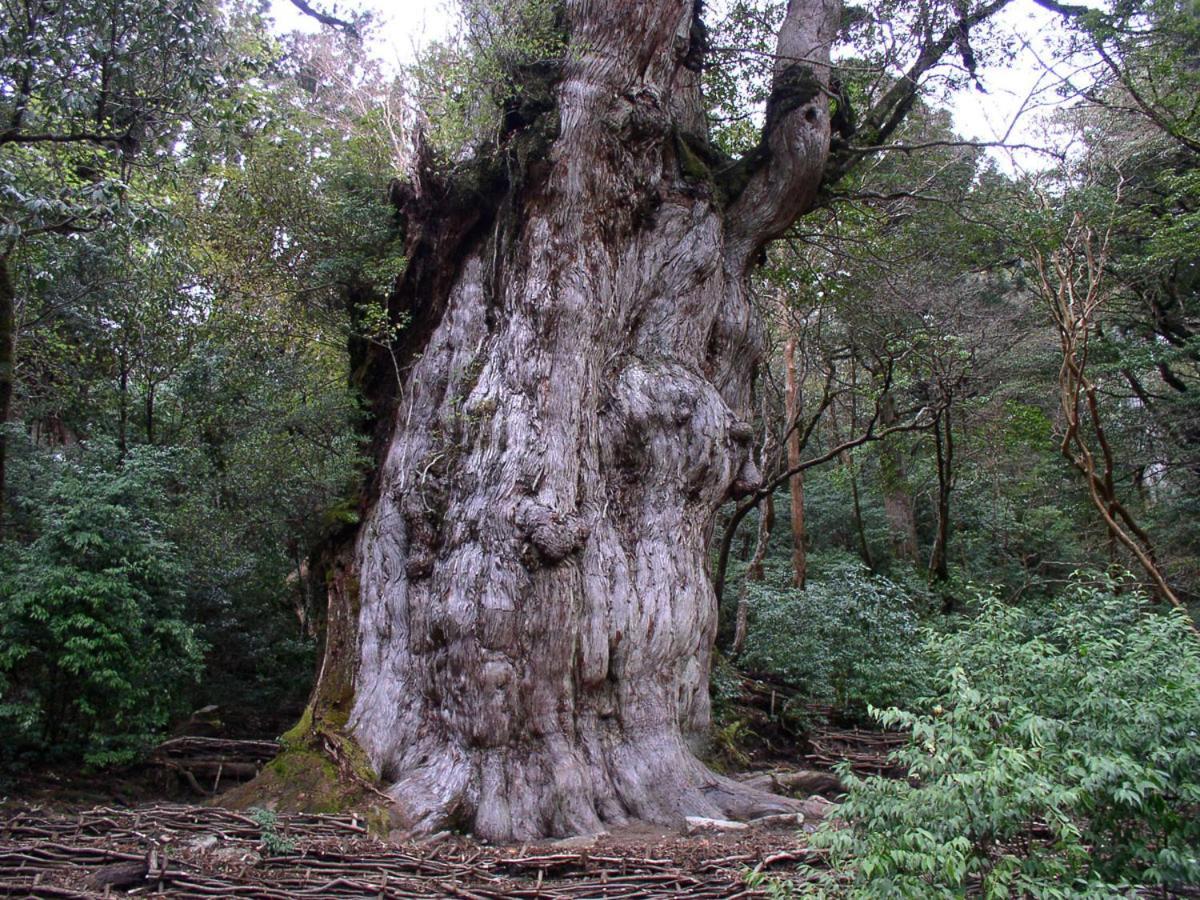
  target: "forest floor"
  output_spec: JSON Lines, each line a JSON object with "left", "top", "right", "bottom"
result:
{"left": 0, "top": 679, "right": 887, "bottom": 897}
{"left": 0, "top": 801, "right": 833, "bottom": 898}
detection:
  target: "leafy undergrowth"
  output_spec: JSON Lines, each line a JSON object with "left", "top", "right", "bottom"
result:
{"left": 805, "top": 581, "right": 1200, "bottom": 898}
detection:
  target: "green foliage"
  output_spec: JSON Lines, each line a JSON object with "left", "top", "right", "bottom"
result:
{"left": 1, "top": 6, "right": 377, "bottom": 754}
{"left": 712, "top": 719, "right": 758, "bottom": 769}
{"left": 0, "top": 0, "right": 244, "bottom": 243}
{"left": 166, "top": 333, "right": 362, "bottom": 732}
{"left": 410, "top": 0, "right": 566, "bottom": 157}
{"left": 709, "top": 653, "right": 745, "bottom": 724}
{"left": 0, "top": 446, "right": 203, "bottom": 766}
{"left": 743, "top": 864, "right": 797, "bottom": 898}
{"left": 814, "top": 579, "right": 1200, "bottom": 895}
{"left": 738, "top": 552, "right": 933, "bottom": 719}
{"left": 249, "top": 807, "right": 297, "bottom": 855}
{"left": 704, "top": 1, "right": 784, "bottom": 155}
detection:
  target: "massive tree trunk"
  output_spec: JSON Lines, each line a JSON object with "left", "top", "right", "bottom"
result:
{"left": 303, "top": 0, "right": 840, "bottom": 842}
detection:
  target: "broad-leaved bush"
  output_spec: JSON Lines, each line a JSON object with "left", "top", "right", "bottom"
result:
{"left": 813, "top": 578, "right": 1200, "bottom": 896}
{"left": 739, "top": 553, "right": 933, "bottom": 719}
{"left": 0, "top": 448, "right": 204, "bottom": 767}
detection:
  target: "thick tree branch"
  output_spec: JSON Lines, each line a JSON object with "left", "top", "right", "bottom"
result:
{"left": 724, "top": 0, "right": 840, "bottom": 257}
{"left": 821, "top": 0, "right": 1016, "bottom": 186}
{"left": 840, "top": 138, "right": 1058, "bottom": 157}
{"left": 287, "top": 0, "right": 360, "bottom": 39}
{"left": 0, "top": 129, "right": 127, "bottom": 147}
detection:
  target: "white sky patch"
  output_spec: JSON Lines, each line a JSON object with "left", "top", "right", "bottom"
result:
{"left": 268, "top": 0, "right": 453, "bottom": 63}
{"left": 950, "top": 2, "right": 1100, "bottom": 172}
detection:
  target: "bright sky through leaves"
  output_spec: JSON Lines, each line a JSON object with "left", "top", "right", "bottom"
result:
{"left": 267, "top": 0, "right": 1094, "bottom": 170}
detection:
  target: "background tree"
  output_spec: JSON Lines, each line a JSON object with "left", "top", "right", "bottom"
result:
{"left": 0, "top": 0, "right": 238, "bottom": 529}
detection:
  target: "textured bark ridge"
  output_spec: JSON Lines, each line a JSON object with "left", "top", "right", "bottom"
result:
{"left": 311, "top": 0, "right": 839, "bottom": 842}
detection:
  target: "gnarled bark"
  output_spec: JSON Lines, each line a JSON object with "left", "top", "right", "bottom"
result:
{"left": 298, "top": 0, "right": 840, "bottom": 842}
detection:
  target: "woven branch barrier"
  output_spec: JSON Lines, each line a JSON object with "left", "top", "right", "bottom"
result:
{"left": 0, "top": 804, "right": 830, "bottom": 898}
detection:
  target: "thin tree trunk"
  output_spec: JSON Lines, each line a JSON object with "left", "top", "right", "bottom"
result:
{"left": 928, "top": 408, "right": 952, "bottom": 582}
{"left": 831, "top": 370, "right": 874, "bottom": 570}
{"left": 732, "top": 493, "right": 773, "bottom": 657}
{"left": 747, "top": 493, "right": 774, "bottom": 582}
{"left": 117, "top": 346, "right": 129, "bottom": 460}
{"left": 845, "top": 451, "right": 874, "bottom": 570}
{"left": 784, "top": 338, "right": 807, "bottom": 588}
{"left": 0, "top": 254, "right": 12, "bottom": 536}
{"left": 286, "top": 0, "right": 844, "bottom": 842}
{"left": 145, "top": 380, "right": 156, "bottom": 445}
{"left": 879, "top": 392, "right": 918, "bottom": 563}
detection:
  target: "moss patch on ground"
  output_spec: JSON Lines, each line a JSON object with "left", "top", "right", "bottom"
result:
{"left": 221, "top": 706, "right": 394, "bottom": 832}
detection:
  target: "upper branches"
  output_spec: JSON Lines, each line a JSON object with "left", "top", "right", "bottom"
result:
{"left": 821, "top": 0, "right": 1016, "bottom": 186}
{"left": 725, "top": 0, "right": 841, "bottom": 258}
{"left": 721, "top": 0, "right": 1018, "bottom": 257}
{"left": 1029, "top": 0, "right": 1200, "bottom": 156}
{"left": 287, "top": 0, "right": 364, "bottom": 39}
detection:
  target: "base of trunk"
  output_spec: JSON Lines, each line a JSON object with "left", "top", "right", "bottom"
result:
{"left": 219, "top": 711, "right": 394, "bottom": 831}
{"left": 380, "top": 732, "right": 801, "bottom": 842}
{"left": 240, "top": 710, "right": 800, "bottom": 842}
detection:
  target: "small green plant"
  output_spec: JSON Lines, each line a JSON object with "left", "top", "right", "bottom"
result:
{"left": 249, "top": 807, "right": 296, "bottom": 856}
{"left": 811, "top": 576, "right": 1200, "bottom": 896}
{"left": 743, "top": 865, "right": 799, "bottom": 898}
{"left": 712, "top": 719, "right": 758, "bottom": 768}
{"left": 353, "top": 298, "right": 411, "bottom": 387}
{"left": 410, "top": 0, "right": 567, "bottom": 155}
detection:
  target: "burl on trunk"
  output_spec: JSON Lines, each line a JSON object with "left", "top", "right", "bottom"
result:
{"left": 295, "top": 0, "right": 838, "bottom": 842}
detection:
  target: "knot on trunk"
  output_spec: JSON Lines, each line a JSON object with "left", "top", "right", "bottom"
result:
{"left": 765, "top": 64, "right": 822, "bottom": 134}
{"left": 727, "top": 418, "right": 760, "bottom": 499}
{"left": 515, "top": 499, "right": 590, "bottom": 564}
{"left": 401, "top": 484, "right": 445, "bottom": 580}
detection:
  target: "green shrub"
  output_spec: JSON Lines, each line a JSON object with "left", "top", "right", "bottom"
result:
{"left": 0, "top": 448, "right": 204, "bottom": 766}
{"left": 738, "top": 553, "right": 933, "bottom": 719}
{"left": 813, "top": 577, "right": 1200, "bottom": 896}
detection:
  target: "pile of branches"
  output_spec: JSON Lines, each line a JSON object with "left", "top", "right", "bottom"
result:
{"left": 148, "top": 737, "right": 281, "bottom": 796}
{"left": 0, "top": 804, "right": 830, "bottom": 898}
{"left": 805, "top": 726, "right": 908, "bottom": 777}
{"left": 735, "top": 671, "right": 909, "bottom": 777}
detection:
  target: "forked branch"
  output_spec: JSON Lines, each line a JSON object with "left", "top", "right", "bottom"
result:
{"left": 1031, "top": 199, "right": 1197, "bottom": 630}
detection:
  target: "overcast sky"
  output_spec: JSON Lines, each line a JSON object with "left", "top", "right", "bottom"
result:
{"left": 268, "top": 0, "right": 1090, "bottom": 171}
